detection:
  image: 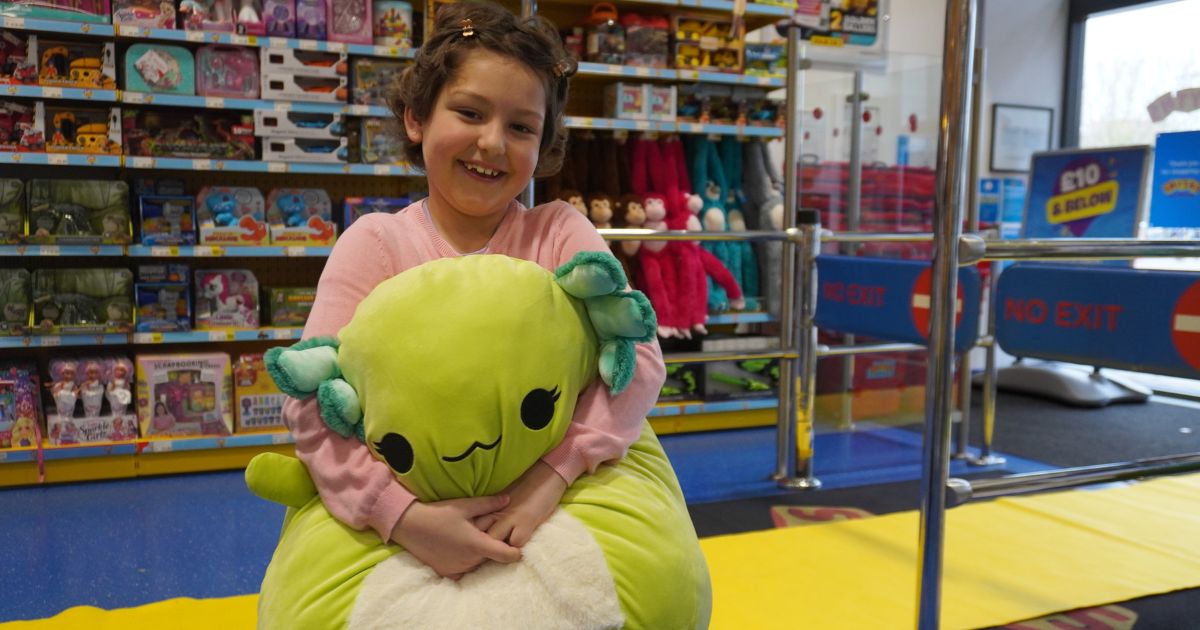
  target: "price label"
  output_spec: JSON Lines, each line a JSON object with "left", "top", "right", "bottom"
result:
{"left": 39, "top": 245, "right": 61, "bottom": 256}
{"left": 40, "top": 336, "right": 62, "bottom": 347}
{"left": 578, "top": 117, "right": 594, "bottom": 127}
{"left": 130, "top": 156, "right": 154, "bottom": 168}
{"left": 298, "top": 39, "right": 318, "bottom": 50}
{"left": 268, "top": 162, "right": 288, "bottom": 173}
{"left": 148, "top": 246, "right": 172, "bottom": 256}
{"left": 208, "top": 330, "right": 232, "bottom": 342}
{"left": 373, "top": 165, "right": 391, "bottom": 175}
{"left": 124, "top": 91, "right": 146, "bottom": 104}
{"left": 0, "top": 451, "right": 7, "bottom": 462}
{"left": 605, "top": 64, "right": 622, "bottom": 74}
{"left": 267, "top": 37, "right": 288, "bottom": 48}
{"left": 273, "top": 101, "right": 291, "bottom": 111}
{"left": 386, "top": 47, "right": 401, "bottom": 57}
{"left": 192, "top": 159, "right": 213, "bottom": 170}
{"left": 150, "top": 440, "right": 174, "bottom": 452}
{"left": 271, "top": 432, "right": 292, "bottom": 445}
{"left": 756, "top": 76, "right": 773, "bottom": 86}
{"left": 635, "top": 67, "right": 652, "bottom": 77}
{"left": 230, "top": 35, "right": 251, "bottom": 45}
{"left": 272, "top": 327, "right": 296, "bottom": 340}
{"left": 683, "top": 123, "right": 702, "bottom": 133}
{"left": 327, "top": 42, "right": 346, "bottom": 53}
{"left": 47, "top": 154, "right": 68, "bottom": 166}
{"left": 677, "top": 70, "right": 697, "bottom": 81}
{"left": 205, "top": 97, "right": 226, "bottom": 108}
{"left": 3, "top": 17, "right": 26, "bottom": 28}
{"left": 195, "top": 246, "right": 222, "bottom": 257}
{"left": 119, "top": 24, "right": 140, "bottom": 36}
{"left": 635, "top": 120, "right": 651, "bottom": 130}
{"left": 132, "top": 333, "right": 155, "bottom": 343}
{"left": 186, "top": 30, "right": 205, "bottom": 42}
{"left": 347, "top": 104, "right": 369, "bottom": 116}
{"left": 42, "top": 87, "right": 63, "bottom": 98}
{"left": 282, "top": 246, "right": 304, "bottom": 257}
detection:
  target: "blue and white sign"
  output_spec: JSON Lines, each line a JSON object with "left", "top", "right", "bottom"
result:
{"left": 1148, "top": 130, "right": 1200, "bottom": 229}
{"left": 1022, "top": 146, "right": 1151, "bottom": 238}
{"left": 996, "top": 264, "right": 1200, "bottom": 379}
{"left": 815, "top": 256, "right": 982, "bottom": 352}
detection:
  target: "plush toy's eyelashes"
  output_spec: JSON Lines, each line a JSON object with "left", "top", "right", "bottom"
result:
{"left": 520, "top": 386, "right": 559, "bottom": 430}
{"left": 374, "top": 432, "right": 414, "bottom": 475}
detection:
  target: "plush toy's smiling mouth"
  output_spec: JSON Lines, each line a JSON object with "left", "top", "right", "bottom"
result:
{"left": 442, "top": 435, "right": 502, "bottom": 462}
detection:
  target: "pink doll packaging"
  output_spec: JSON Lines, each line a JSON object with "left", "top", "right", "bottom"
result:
{"left": 234, "top": 0, "right": 266, "bottom": 34}
{"left": 46, "top": 357, "right": 138, "bottom": 445}
{"left": 135, "top": 352, "right": 233, "bottom": 437}
{"left": 263, "top": 0, "right": 295, "bottom": 37}
{"left": 179, "top": 0, "right": 235, "bottom": 31}
{"left": 194, "top": 269, "right": 260, "bottom": 329}
{"left": 196, "top": 46, "right": 260, "bottom": 99}
{"left": 328, "top": 0, "right": 371, "bottom": 44}
{"left": 0, "top": 361, "right": 42, "bottom": 450}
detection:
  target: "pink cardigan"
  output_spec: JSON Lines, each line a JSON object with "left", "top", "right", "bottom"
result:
{"left": 282, "top": 199, "right": 667, "bottom": 540}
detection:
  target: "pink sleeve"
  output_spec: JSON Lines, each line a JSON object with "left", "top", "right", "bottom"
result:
{"left": 282, "top": 217, "right": 417, "bottom": 541}
{"left": 539, "top": 209, "right": 667, "bottom": 483}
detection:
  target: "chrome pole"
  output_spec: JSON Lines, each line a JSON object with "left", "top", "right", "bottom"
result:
{"left": 822, "top": 231, "right": 935, "bottom": 243}
{"left": 842, "top": 71, "right": 867, "bottom": 430}
{"left": 917, "top": 0, "right": 977, "bottom": 627}
{"left": 958, "top": 235, "right": 1200, "bottom": 263}
{"left": 973, "top": 264, "right": 1005, "bottom": 466}
{"left": 782, "top": 210, "right": 821, "bottom": 489}
{"left": 774, "top": 20, "right": 805, "bottom": 481}
{"left": 819, "top": 341, "right": 927, "bottom": 357}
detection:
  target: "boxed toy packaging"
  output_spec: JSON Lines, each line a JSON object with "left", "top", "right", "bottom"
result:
{"left": 194, "top": 268, "right": 259, "bottom": 329}
{"left": 38, "top": 40, "right": 117, "bottom": 89}
{"left": 263, "top": 286, "right": 314, "bottom": 326}
{"left": 179, "top": 0, "right": 235, "bottom": 31}
{"left": 46, "top": 356, "right": 138, "bottom": 445}
{"left": 343, "top": 195, "right": 407, "bottom": 228}
{"left": 31, "top": 267, "right": 135, "bottom": 334}
{"left": 350, "top": 57, "right": 404, "bottom": 106}
{"left": 0, "top": 100, "right": 46, "bottom": 153}
{"left": 358, "top": 117, "right": 403, "bottom": 164}
{"left": 372, "top": 0, "right": 412, "bottom": 47}
{"left": 136, "top": 352, "right": 234, "bottom": 437}
{"left": 124, "top": 44, "right": 195, "bottom": 95}
{"left": 122, "top": 109, "right": 256, "bottom": 161}
{"left": 264, "top": 0, "right": 296, "bottom": 36}
{"left": 235, "top": 0, "right": 267, "bottom": 34}
{"left": 328, "top": 0, "right": 372, "bottom": 44}
{"left": 672, "top": 13, "right": 743, "bottom": 74}
{"left": 135, "top": 263, "right": 191, "bottom": 332}
{"left": 195, "top": 186, "right": 268, "bottom": 245}
{"left": 0, "top": 179, "right": 23, "bottom": 243}
{"left": 233, "top": 353, "right": 286, "bottom": 432}
{"left": 253, "top": 110, "right": 346, "bottom": 140}
{"left": 196, "top": 45, "right": 260, "bottom": 99}
{"left": 0, "top": 269, "right": 31, "bottom": 335}
{"left": 26, "top": 179, "right": 131, "bottom": 244}
{"left": 295, "top": 0, "right": 328, "bottom": 39}
{"left": 0, "top": 0, "right": 112, "bottom": 24}
{"left": 260, "top": 48, "right": 348, "bottom": 103}
{"left": 0, "top": 32, "right": 39, "bottom": 85}
{"left": 138, "top": 195, "right": 197, "bottom": 245}
{"left": 45, "top": 105, "right": 122, "bottom": 155}
{"left": 265, "top": 188, "right": 336, "bottom": 244}
{"left": 113, "top": 0, "right": 177, "bottom": 29}
{"left": 0, "top": 361, "right": 42, "bottom": 449}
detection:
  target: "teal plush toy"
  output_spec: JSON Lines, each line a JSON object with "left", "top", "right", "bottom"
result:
{"left": 247, "top": 252, "right": 711, "bottom": 629}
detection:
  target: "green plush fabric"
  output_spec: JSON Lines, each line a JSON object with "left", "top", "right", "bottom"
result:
{"left": 264, "top": 339, "right": 340, "bottom": 398}
{"left": 255, "top": 253, "right": 710, "bottom": 629}
{"left": 554, "top": 250, "right": 628, "bottom": 298}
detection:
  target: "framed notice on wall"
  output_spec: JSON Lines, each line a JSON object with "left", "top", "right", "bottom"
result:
{"left": 990, "top": 104, "right": 1054, "bottom": 173}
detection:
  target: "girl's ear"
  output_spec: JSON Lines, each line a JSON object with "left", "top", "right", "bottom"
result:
{"left": 402, "top": 105, "right": 424, "bottom": 144}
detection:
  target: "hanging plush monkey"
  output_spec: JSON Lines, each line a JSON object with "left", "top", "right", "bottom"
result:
{"left": 743, "top": 139, "right": 785, "bottom": 315}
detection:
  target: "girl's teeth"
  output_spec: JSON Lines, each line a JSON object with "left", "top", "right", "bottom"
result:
{"left": 465, "top": 163, "right": 499, "bottom": 177}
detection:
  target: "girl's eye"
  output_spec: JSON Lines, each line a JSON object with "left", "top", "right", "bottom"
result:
{"left": 456, "top": 109, "right": 481, "bottom": 120}
{"left": 511, "top": 124, "right": 536, "bottom": 135}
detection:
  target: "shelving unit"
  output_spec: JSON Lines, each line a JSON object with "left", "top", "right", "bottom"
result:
{"left": 0, "top": 0, "right": 796, "bottom": 484}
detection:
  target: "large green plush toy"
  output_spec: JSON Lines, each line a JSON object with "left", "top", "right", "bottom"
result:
{"left": 247, "top": 252, "right": 711, "bottom": 629}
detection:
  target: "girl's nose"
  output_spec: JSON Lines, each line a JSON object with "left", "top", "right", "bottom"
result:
{"left": 477, "top": 121, "right": 506, "bottom": 155}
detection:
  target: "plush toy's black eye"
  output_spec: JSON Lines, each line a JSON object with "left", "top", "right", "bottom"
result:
{"left": 374, "top": 432, "right": 414, "bottom": 474}
{"left": 520, "top": 387, "right": 560, "bottom": 430}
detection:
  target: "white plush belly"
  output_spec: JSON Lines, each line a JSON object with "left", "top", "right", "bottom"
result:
{"left": 348, "top": 509, "right": 624, "bottom": 630}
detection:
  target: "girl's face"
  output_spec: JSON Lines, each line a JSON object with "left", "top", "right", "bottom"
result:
{"left": 404, "top": 49, "right": 546, "bottom": 223}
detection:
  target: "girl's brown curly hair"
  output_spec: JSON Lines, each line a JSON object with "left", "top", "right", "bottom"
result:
{"left": 388, "top": 1, "right": 577, "bottom": 178}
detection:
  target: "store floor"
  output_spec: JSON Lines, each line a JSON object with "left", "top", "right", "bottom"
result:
{"left": 2, "top": 391, "right": 1198, "bottom": 625}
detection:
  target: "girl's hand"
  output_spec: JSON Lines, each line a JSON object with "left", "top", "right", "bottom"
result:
{"left": 389, "top": 495, "right": 522, "bottom": 579}
{"left": 476, "top": 461, "right": 568, "bottom": 547}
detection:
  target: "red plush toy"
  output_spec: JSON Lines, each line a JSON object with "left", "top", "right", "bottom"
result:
{"left": 627, "top": 136, "right": 683, "bottom": 338}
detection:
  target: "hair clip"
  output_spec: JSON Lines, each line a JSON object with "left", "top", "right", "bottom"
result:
{"left": 460, "top": 18, "right": 476, "bottom": 38}
{"left": 553, "top": 58, "right": 574, "bottom": 78}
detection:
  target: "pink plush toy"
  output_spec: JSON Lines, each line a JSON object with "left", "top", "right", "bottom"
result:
{"left": 627, "top": 137, "right": 682, "bottom": 338}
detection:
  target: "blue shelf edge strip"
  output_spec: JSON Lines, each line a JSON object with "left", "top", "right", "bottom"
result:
{"left": 650, "top": 397, "right": 778, "bottom": 417}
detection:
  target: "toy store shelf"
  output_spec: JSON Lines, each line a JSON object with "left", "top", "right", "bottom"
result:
{"left": 564, "top": 117, "right": 783, "bottom": 138}
{"left": 3, "top": 85, "right": 119, "bottom": 102}
{"left": 649, "top": 397, "right": 779, "bottom": 434}
{"left": 0, "top": 244, "right": 125, "bottom": 257}
{"left": 675, "top": 70, "right": 784, "bottom": 88}
{"left": 114, "top": 25, "right": 416, "bottom": 60}
{"left": 0, "top": 333, "right": 130, "bottom": 349}
{"left": 127, "top": 244, "right": 333, "bottom": 257}
{"left": 130, "top": 327, "right": 304, "bottom": 344}
{"left": 136, "top": 431, "right": 294, "bottom": 454}
{"left": 119, "top": 92, "right": 392, "bottom": 117}
{"left": 0, "top": 152, "right": 121, "bottom": 167}
{"left": 574, "top": 63, "right": 783, "bottom": 88}
{"left": 0, "top": 16, "right": 115, "bottom": 37}
{"left": 680, "top": 0, "right": 794, "bottom": 17}
{"left": 706, "top": 311, "right": 776, "bottom": 325}
{"left": 0, "top": 442, "right": 137, "bottom": 464}
{"left": 649, "top": 397, "right": 778, "bottom": 418}
{"left": 123, "top": 156, "right": 417, "bottom": 176}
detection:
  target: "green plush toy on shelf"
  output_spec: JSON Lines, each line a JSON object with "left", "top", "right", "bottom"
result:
{"left": 246, "top": 252, "right": 712, "bottom": 629}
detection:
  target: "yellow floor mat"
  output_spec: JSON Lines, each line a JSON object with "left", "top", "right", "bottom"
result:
{"left": 6, "top": 474, "right": 1200, "bottom": 630}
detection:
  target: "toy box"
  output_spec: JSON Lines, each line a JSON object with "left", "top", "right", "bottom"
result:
{"left": 26, "top": 179, "right": 131, "bottom": 244}
{"left": 254, "top": 110, "right": 346, "bottom": 140}
{"left": 264, "top": 0, "right": 295, "bottom": 36}
{"left": 124, "top": 44, "right": 194, "bottom": 95}
{"left": 343, "top": 195, "right": 407, "bottom": 227}
{"left": 373, "top": 0, "right": 412, "bottom": 47}
{"left": 38, "top": 40, "right": 116, "bottom": 89}
{"left": 672, "top": 13, "right": 743, "bottom": 74}
{"left": 122, "top": 109, "right": 256, "bottom": 161}
{"left": 0, "top": 361, "right": 42, "bottom": 449}
{"left": 262, "top": 136, "right": 348, "bottom": 163}
{"left": 0, "top": 32, "right": 39, "bottom": 85}
{"left": 358, "top": 116, "right": 402, "bottom": 164}
{"left": 113, "top": 0, "right": 176, "bottom": 29}
{"left": 659, "top": 362, "right": 703, "bottom": 402}
{"left": 603, "top": 82, "right": 647, "bottom": 120}
{"left": 328, "top": 0, "right": 371, "bottom": 44}
{"left": 235, "top": 0, "right": 267, "bottom": 34}
{"left": 195, "top": 186, "right": 268, "bottom": 245}
{"left": 703, "top": 358, "right": 778, "bottom": 401}
{"left": 138, "top": 195, "right": 197, "bottom": 245}
{"left": 0, "top": 179, "right": 23, "bottom": 243}
{"left": 261, "top": 73, "right": 348, "bottom": 103}
{"left": 0, "top": 100, "right": 46, "bottom": 152}
{"left": 261, "top": 48, "right": 348, "bottom": 77}
{"left": 263, "top": 286, "right": 315, "bottom": 325}
{"left": 0, "top": 0, "right": 111, "bottom": 24}
{"left": 0, "top": 269, "right": 31, "bottom": 335}
{"left": 233, "top": 353, "right": 286, "bottom": 432}
{"left": 295, "top": 0, "right": 328, "bottom": 39}
{"left": 351, "top": 57, "right": 405, "bottom": 106}
{"left": 196, "top": 45, "right": 260, "bottom": 99}
{"left": 194, "top": 269, "right": 259, "bottom": 329}
{"left": 621, "top": 13, "right": 668, "bottom": 68}
{"left": 136, "top": 352, "right": 233, "bottom": 437}
{"left": 265, "top": 188, "right": 336, "bottom": 244}
{"left": 645, "top": 84, "right": 676, "bottom": 122}
{"left": 135, "top": 279, "right": 191, "bottom": 332}
{"left": 46, "top": 356, "right": 138, "bottom": 445}
{"left": 179, "top": 0, "right": 235, "bottom": 31}
{"left": 745, "top": 43, "right": 785, "bottom": 78}
{"left": 31, "top": 268, "right": 135, "bottom": 334}
{"left": 44, "top": 106, "right": 122, "bottom": 155}
{"left": 137, "top": 263, "right": 189, "bottom": 283}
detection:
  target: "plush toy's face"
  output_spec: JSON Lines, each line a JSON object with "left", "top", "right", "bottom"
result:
{"left": 336, "top": 256, "right": 599, "bottom": 502}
